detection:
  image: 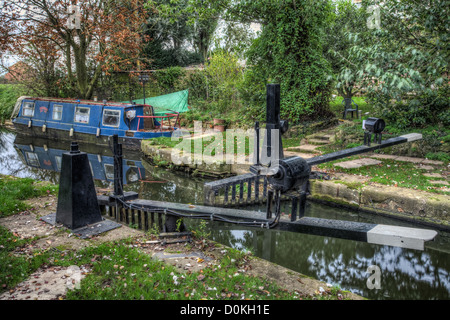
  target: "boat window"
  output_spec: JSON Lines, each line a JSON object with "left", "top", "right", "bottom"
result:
{"left": 104, "top": 164, "right": 114, "bottom": 180}
{"left": 25, "top": 152, "right": 39, "bottom": 167}
{"left": 74, "top": 107, "right": 90, "bottom": 123}
{"left": 52, "top": 105, "right": 63, "bottom": 120}
{"left": 22, "top": 102, "right": 35, "bottom": 117}
{"left": 103, "top": 109, "right": 121, "bottom": 127}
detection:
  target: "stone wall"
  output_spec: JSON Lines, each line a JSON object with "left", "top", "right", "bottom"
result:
{"left": 141, "top": 140, "right": 250, "bottom": 178}
{"left": 309, "top": 178, "right": 450, "bottom": 228}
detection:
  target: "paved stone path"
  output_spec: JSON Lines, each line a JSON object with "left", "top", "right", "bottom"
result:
{"left": 282, "top": 125, "right": 448, "bottom": 188}
{"left": 333, "top": 158, "right": 382, "bottom": 169}
{"left": 284, "top": 128, "right": 336, "bottom": 157}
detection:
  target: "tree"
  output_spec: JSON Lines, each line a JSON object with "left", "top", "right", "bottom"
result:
{"left": 148, "top": 0, "right": 223, "bottom": 62}
{"left": 337, "top": 0, "right": 449, "bottom": 128}
{"left": 192, "top": 11, "right": 219, "bottom": 62}
{"left": 228, "top": 0, "right": 335, "bottom": 123}
{"left": 324, "top": 0, "right": 372, "bottom": 101}
{"left": 143, "top": 0, "right": 202, "bottom": 69}
{"left": 0, "top": 0, "right": 150, "bottom": 99}
{"left": 212, "top": 20, "right": 258, "bottom": 58}
{"left": 362, "top": 0, "right": 449, "bottom": 98}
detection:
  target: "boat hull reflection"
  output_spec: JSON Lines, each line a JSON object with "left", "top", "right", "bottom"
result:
{"left": 13, "top": 134, "right": 146, "bottom": 186}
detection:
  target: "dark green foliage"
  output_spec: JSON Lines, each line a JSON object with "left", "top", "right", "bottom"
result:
{"left": 238, "top": 67, "right": 267, "bottom": 123}
{"left": 145, "top": 0, "right": 221, "bottom": 64}
{"left": 0, "top": 84, "right": 28, "bottom": 124}
{"left": 382, "top": 88, "right": 450, "bottom": 130}
{"left": 153, "top": 67, "right": 187, "bottom": 94}
{"left": 235, "top": 0, "right": 335, "bottom": 124}
{"left": 142, "top": 6, "right": 203, "bottom": 70}
{"left": 144, "top": 46, "right": 202, "bottom": 70}
{"left": 347, "top": 0, "right": 449, "bottom": 130}
{"left": 185, "top": 69, "right": 209, "bottom": 101}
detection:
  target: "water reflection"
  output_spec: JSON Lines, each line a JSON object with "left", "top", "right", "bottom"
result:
{"left": 12, "top": 134, "right": 147, "bottom": 187}
{"left": 194, "top": 222, "right": 450, "bottom": 300}
{"left": 1, "top": 131, "right": 450, "bottom": 300}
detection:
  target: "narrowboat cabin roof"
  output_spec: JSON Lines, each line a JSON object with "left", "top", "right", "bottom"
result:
{"left": 14, "top": 96, "right": 144, "bottom": 109}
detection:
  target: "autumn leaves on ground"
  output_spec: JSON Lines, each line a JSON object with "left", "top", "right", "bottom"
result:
{"left": 0, "top": 175, "right": 357, "bottom": 300}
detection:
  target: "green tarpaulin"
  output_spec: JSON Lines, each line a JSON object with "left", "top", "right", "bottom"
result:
{"left": 125, "top": 89, "right": 189, "bottom": 117}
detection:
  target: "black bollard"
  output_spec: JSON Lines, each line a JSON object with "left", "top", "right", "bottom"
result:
{"left": 55, "top": 142, "right": 103, "bottom": 230}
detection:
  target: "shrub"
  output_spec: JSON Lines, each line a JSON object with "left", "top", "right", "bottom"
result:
{"left": 204, "top": 51, "right": 243, "bottom": 114}
{"left": 0, "top": 84, "right": 27, "bottom": 124}
{"left": 382, "top": 89, "right": 450, "bottom": 130}
{"left": 153, "top": 66, "right": 186, "bottom": 94}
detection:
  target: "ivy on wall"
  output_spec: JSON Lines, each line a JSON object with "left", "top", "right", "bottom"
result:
{"left": 236, "top": 0, "right": 335, "bottom": 124}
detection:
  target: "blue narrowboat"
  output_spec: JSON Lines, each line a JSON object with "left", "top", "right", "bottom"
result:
{"left": 11, "top": 96, "right": 180, "bottom": 149}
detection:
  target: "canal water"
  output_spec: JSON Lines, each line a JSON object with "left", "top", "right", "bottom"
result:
{"left": 1, "top": 130, "right": 449, "bottom": 300}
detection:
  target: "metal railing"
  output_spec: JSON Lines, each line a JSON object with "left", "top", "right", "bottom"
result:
{"left": 203, "top": 173, "right": 269, "bottom": 207}
{"left": 136, "top": 112, "right": 181, "bottom": 132}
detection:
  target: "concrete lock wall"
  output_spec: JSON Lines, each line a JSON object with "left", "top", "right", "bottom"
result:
{"left": 141, "top": 141, "right": 249, "bottom": 178}
{"left": 309, "top": 179, "right": 450, "bottom": 228}
{"left": 141, "top": 140, "right": 449, "bottom": 229}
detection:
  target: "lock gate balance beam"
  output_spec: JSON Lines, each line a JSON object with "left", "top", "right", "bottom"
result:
{"left": 98, "top": 197, "right": 437, "bottom": 251}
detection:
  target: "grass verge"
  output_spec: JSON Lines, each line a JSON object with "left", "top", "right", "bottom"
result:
{"left": 317, "top": 156, "right": 449, "bottom": 195}
{"left": 147, "top": 132, "right": 252, "bottom": 157}
{"left": 0, "top": 175, "right": 348, "bottom": 300}
{"left": 0, "top": 175, "right": 59, "bottom": 218}
{"left": 0, "top": 232, "right": 348, "bottom": 300}
{"left": 0, "top": 225, "right": 57, "bottom": 292}
{"left": 64, "top": 239, "right": 302, "bottom": 300}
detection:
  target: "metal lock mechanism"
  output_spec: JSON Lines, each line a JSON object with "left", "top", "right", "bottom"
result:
{"left": 266, "top": 156, "right": 311, "bottom": 193}
{"left": 364, "top": 117, "right": 385, "bottom": 134}
{"left": 364, "top": 117, "right": 386, "bottom": 146}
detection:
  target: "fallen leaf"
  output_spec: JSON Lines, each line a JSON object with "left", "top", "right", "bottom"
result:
{"left": 197, "top": 274, "right": 205, "bottom": 281}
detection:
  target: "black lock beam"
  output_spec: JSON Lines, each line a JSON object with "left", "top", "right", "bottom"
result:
{"left": 121, "top": 199, "right": 437, "bottom": 251}
{"left": 306, "top": 133, "right": 422, "bottom": 166}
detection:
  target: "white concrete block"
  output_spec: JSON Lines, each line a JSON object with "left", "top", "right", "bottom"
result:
{"left": 401, "top": 133, "right": 422, "bottom": 142}
{"left": 367, "top": 224, "right": 437, "bottom": 251}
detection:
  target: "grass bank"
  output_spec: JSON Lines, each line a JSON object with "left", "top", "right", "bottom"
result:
{"left": 148, "top": 131, "right": 252, "bottom": 158}
{"left": 0, "top": 175, "right": 350, "bottom": 300}
{"left": 316, "top": 156, "right": 449, "bottom": 196}
{"left": 0, "top": 175, "right": 58, "bottom": 218}
{"left": 0, "top": 175, "right": 59, "bottom": 291}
